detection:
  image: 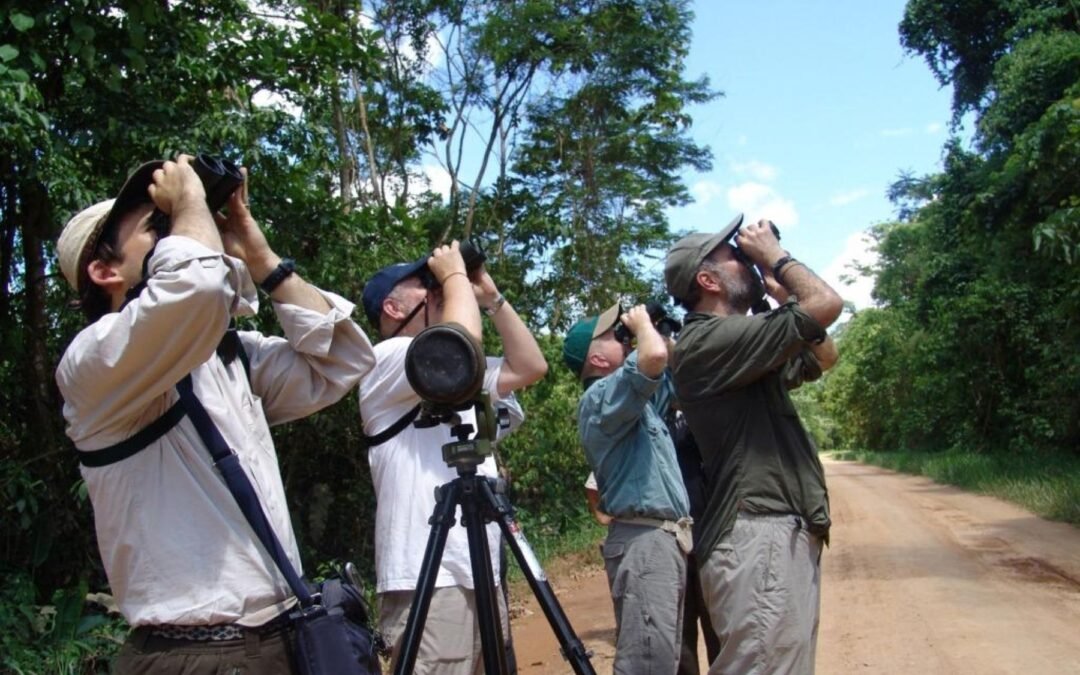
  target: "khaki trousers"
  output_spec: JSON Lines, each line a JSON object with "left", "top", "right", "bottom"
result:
{"left": 379, "top": 584, "right": 510, "bottom": 675}
{"left": 602, "top": 520, "right": 688, "bottom": 675}
{"left": 700, "top": 513, "right": 824, "bottom": 675}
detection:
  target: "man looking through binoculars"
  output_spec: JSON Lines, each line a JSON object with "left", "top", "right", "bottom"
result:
{"left": 358, "top": 243, "right": 547, "bottom": 674}
{"left": 55, "top": 154, "right": 376, "bottom": 673}
{"left": 563, "top": 303, "right": 692, "bottom": 675}
{"left": 665, "top": 215, "right": 842, "bottom": 674}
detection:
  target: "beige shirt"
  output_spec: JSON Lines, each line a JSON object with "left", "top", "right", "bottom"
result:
{"left": 56, "top": 236, "right": 375, "bottom": 627}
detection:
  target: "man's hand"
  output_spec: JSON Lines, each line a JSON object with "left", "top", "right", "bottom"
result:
{"left": 621, "top": 305, "right": 654, "bottom": 336}
{"left": 470, "top": 266, "right": 500, "bottom": 309}
{"left": 216, "top": 168, "right": 278, "bottom": 281}
{"left": 148, "top": 155, "right": 206, "bottom": 217}
{"left": 430, "top": 241, "right": 481, "bottom": 341}
{"left": 758, "top": 260, "right": 791, "bottom": 304}
{"left": 735, "top": 218, "right": 785, "bottom": 269}
{"left": 150, "top": 154, "right": 221, "bottom": 253}
{"left": 428, "top": 241, "right": 468, "bottom": 284}
{"left": 622, "top": 304, "right": 667, "bottom": 378}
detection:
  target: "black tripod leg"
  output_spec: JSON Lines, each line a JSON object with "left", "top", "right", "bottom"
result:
{"left": 394, "top": 480, "right": 461, "bottom": 675}
{"left": 480, "top": 480, "right": 597, "bottom": 675}
{"left": 462, "top": 474, "right": 510, "bottom": 675}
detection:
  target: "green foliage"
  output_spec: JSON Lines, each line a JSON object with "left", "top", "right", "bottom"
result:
{"left": 499, "top": 335, "right": 593, "bottom": 540}
{"left": 0, "top": 574, "right": 127, "bottom": 674}
{"left": 824, "top": 0, "right": 1080, "bottom": 457}
{"left": 900, "top": 0, "right": 1079, "bottom": 120}
{"left": 790, "top": 379, "right": 840, "bottom": 452}
{"left": 833, "top": 448, "right": 1080, "bottom": 525}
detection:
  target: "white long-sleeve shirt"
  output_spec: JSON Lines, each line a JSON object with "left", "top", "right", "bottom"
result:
{"left": 56, "top": 236, "right": 376, "bottom": 627}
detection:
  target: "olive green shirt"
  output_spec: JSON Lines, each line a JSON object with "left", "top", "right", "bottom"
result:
{"left": 672, "top": 301, "right": 830, "bottom": 558}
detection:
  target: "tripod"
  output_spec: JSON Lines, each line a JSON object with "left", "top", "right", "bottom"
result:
{"left": 393, "top": 413, "right": 596, "bottom": 675}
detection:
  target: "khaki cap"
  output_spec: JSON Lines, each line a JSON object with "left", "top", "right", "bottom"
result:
{"left": 664, "top": 213, "right": 744, "bottom": 302}
{"left": 57, "top": 160, "right": 163, "bottom": 293}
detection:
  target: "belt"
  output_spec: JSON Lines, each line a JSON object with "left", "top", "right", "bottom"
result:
{"left": 148, "top": 610, "right": 291, "bottom": 642}
{"left": 612, "top": 515, "right": 694, "bottom": 554}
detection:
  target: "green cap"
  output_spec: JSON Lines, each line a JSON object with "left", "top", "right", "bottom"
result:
{"left": 664, "top": 213, "right": 744, "bottom": 303}
{"left": 562, "top": 303, "right": 622, "bottom": 376}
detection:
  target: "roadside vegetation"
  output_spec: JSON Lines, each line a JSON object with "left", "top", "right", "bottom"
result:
{"left": 830, "top": 449, "right": 1080, "bottom": 526}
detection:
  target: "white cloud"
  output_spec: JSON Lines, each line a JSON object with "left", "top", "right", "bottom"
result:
{"left": 822, "top": 231, "right": 878, "bottom": 310}
{"left": 727, "top": 182, "right": 799, "bottom": 226}
{"left": 925, "top": 121, "right": 944, "bottom": 134}
{"left": 251, "top": 89, "right": 302, "bottom": 118}
{"left": 423, "top": 163, "right": 453, "bottom": 201}
{"left": 690, "top": 179, "right": 726, "bottom": 206}
{"left": 829, "top": 188, "right": 870, "bottom": 207}
{"left": 880, "top": 127, "right": 913, "bottom": 137}
{"left": 730, "top": 159, "right": 778, "bottom": 182}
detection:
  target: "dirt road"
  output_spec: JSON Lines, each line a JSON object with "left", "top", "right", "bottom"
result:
{"left": 509, "top": 458, "right": 1080, "bottom": 674}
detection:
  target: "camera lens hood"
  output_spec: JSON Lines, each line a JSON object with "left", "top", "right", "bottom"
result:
{"left": 405, "top": 322, "right": 486, "bottom": 406}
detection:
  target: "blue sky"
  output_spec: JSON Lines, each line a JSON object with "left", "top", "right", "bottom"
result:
{"left": 667, "top": 0, "right": 957, "bottom": 308}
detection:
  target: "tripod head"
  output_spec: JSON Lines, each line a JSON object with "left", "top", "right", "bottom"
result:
{"left": 433, "top": 393, "right": 509, "bottom": 471}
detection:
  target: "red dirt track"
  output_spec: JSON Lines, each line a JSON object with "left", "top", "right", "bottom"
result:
{"left": 510, "top": 458, "right": 1080, "bottom": 674}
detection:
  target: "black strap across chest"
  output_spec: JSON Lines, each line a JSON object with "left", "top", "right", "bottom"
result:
{"left": 362, "top": 404, "right": 422, "bottom": 448}
{"left": 77, "top": 401, "right": 187, "bottom": 467}
{"left": 75, "top": 327, "right": 250, "bottom": 468}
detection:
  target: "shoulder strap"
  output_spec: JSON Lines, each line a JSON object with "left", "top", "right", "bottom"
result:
{"left": 175, "top": 374, "right": 314, "bottom": 607}
{"left": 77, "top": 401, "right": 186, "bottom": 468}
{"left": 76, "top": 334, "right": 252, "bottom": 469}
{"left": 363, "top": 404, "right": 422, "bottom": 447}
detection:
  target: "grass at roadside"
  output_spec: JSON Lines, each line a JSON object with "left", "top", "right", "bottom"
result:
{"left": 505, "top": 517, "right": 606, "bottom": 585}
{"left": 829, "top": 448, "right": 1080, "bottom": 526}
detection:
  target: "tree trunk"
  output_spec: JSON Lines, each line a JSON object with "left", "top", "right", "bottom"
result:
{"left": 20, "top": 181, "right": 59, "bottom": 452}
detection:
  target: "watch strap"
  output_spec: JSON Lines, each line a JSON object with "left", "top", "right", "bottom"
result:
{"left": 772, "top": 255, "right": 796, "bottom": 283}
{"left": 260, "top": 258, "right": 295, "bottom": 294}
{"left": 483, "top": 293, "right": 506, "bottom": 317}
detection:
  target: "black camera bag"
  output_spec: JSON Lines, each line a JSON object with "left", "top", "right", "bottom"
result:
{"left": 291, "top": 577, "right": 381, "bottom": 675}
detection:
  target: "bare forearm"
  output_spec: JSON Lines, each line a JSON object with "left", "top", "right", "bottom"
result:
{"left": 243, "top": 253, "right": 330, "bottom": 313}
{"left": 811, "top": 335, "right": 839, "bottom": 371}
{"left": 492, "top": 301, "right": 548, "bottom": 395}
{"left": 778, "top": 262, "right": 843, "bottom": 328}
{"left": 169, "top": 200, "right": 223, "bottom": 253}
{"left": 635, "top": 328, "right": 668, "bottom": 379}
{"left": 441, "top": 275, "right": 482, "bottom": 341}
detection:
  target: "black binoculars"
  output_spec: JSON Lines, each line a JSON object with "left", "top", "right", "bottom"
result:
{"left": 418, "top": 240, "right": 487, "bottom": 289}
{"left": 147, "top": 154, "right": 244, "bottom": 239}
{"left": 192, "top": 154, "right": 244, "bottom": 213}
{"left": 613, "top": 302, "right": 682, "bottom": 344}
{"left": 730, "top": 220, "right": 781, "bottom": 267}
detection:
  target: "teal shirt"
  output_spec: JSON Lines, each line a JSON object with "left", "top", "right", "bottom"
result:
{"left": 578, "top": 351, "right": 690, "bottom": 521}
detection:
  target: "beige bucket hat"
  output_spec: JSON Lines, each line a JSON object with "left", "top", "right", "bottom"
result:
{"left": 57, "top": 160, "right": 163, "bottom": 292}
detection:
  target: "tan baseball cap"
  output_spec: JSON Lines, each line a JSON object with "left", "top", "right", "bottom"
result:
{"left": 57, "top": 160, "right": 164, "bottom": 293}
{"left": 664, "top": 213, "right": 744, "bottom": 303}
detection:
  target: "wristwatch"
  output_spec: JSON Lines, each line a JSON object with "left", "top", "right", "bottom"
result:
{"left": 772, "top": 255, "right": 796, "bottom": 283}
{"left": 260, "top": 258, "right": 296, "bottom": 294}
{"left": 483, "top": 294, "right": 507, "bottom": 316}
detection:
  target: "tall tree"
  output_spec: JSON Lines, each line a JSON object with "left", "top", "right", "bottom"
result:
{"left": 824, "top": 0, "right": 1080, "bottom": 454}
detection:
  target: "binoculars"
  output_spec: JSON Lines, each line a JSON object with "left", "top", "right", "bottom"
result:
{"left": 613, "top": 302, "right": 682, "bottom": 344}
{"left": 192, "top": 154, "right": 244, "bottom": 213}
{"left": 418, "top": 240, "right": 487, "bottom": 289}
{"left": 146, "top": 154, "right": 243, "bottom": 240}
